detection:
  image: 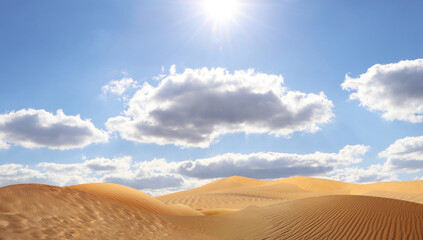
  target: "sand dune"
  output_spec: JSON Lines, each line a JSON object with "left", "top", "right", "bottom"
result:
{"left": 66, "top": 183, "right": 202, "bottom": 216}
{"left": 0, "top": 184, "right": 210, "bottom": 240}
{"left": 157, "top": 176, "right": 272, "bottom": 200}
{"left": 350, "top": 180, "right": 423, "bottom": 204}
{"left": 158, "top": 176, "right": 423, "bottom": 209}
{"left": 2, "top": 177, "right": 423, "bottom": 239}
{"left": 171, "top": 195, "right": 423, "bottom": 240}
{"left": 157, "top": 176, "right": 308, "bottom": 209}
{"left": 276, "top": 176, "right": 354, "bottom": 192}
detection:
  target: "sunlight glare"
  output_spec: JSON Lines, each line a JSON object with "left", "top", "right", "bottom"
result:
{"left": 203, "top": 0, "right": 240, "bottom": 23}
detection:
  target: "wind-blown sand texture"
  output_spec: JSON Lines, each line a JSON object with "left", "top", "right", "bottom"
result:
{"left": 66, "top": 183, "right": 203, "bottom": 216}
{"left": 158, "top": 176, "right": 423, "bottom": 208}
{"left": 1, "top": 176, "right": 423, "bottom": 239}
{"left": 0, "top": 184, "right": 211, "bottom": 240}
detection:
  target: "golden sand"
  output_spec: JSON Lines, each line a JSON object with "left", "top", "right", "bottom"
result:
{"left": 1, "top": 176, "right": 423, "bottom": 239}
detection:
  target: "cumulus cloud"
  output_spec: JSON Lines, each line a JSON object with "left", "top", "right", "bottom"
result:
{"left": 106, "top": 67, "right": 334, "bottom": 148}
{"left": 102, "top": 78, "right": 139, "bottom": 95}
{"left": 379, "top": 135, "right": 423, "bottom": 172}
{"left": 178, "top": 145, "right": 369, "bottom": 179}
{"left": 0, "top": 109, "right": 108, "bottom": 150}
{"left": 37, "top": 156, "right": 132, "bottom": 175}
{"left": 328, "top": 164, "right": 397, "bottom": 183}
{"left": 342, "top": 59, "right": 423, "bottom": 122}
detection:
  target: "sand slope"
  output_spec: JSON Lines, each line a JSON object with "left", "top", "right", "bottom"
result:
{"left": 350, "top": 180, "right": 423, "bottom": 204}
{"left": 172, "top": 195, "right": 423, "bottom": 240}
{"left": 276, "top": 176, "right": 354, "bottom": 192}
{"left": 2, "top": 177, "right": 423, "bottom": 239}
{"left": 0, "top": 184, "right": 211, "bottom": 240}
{"left": 157, "top": 176, "right": 308, "bottom": 209}
{"left": 67, "top": 183, "right": 202, "bottom": 216}
{"left": 158, "top": 176, "right": 423, "bottom": 209}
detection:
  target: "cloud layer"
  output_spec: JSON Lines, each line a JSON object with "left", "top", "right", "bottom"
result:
{"left": 107, "top": 67, "right": 334, "bottom": 147}
{"left": 0, "top": 145, "right": 373, "bottom": 195}
{"left": 342, "top": 59, "right": 423, "bottom": 122}
{"left": 379, "top": 135, "right": 423, "bottom": 172}
{"left": 328, "top": 164, "right": 397, "bottom": 183}
{"left": 178, "top": 145, "right": 369, "bottom": 179}
{"left": 0, "top": 109, "right": 108, "bottom": 150}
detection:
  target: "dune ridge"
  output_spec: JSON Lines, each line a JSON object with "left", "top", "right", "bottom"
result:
{"left": 66, "top": 183, "right": 202, "bottom": 216}
{"left": 157, "top": 176, "right": 423, "bottom": 209}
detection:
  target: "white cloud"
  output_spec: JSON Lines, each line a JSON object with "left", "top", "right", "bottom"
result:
{"left": 0, "top": 109, "right": 108, "bottom": 150}
{"left": 106, "top": 67, "right": 334, "bottom": 148}
{"left": 153, "top": 74, "right": 166, "bottom": 81}
{"left": 178, "top": 145, "right": 369, "bottom": 179}
{"left": 342, "top": 59, "right": 423, "bottom": 122}
{"left": 37, "top": 156, "right": 132, "bottom": 175}
{"left": 328, "top": 164, "right": 397, "bottom": 183}
{"left": 379, "top": 135, "right": 423, "bottom": 172}
{"left": 102, "top": 78, "right": 139, "bottom": 96}
{"left": 169, "top": 64, "right": 176, "bottom": 75}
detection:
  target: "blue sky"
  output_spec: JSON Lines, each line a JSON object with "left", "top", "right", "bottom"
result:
{"left": 1, "top": 0, "right": 423, "bottom": 195}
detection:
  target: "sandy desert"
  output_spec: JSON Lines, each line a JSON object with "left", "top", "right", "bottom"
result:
{"left": 1, "top": 176, "right": 423, "bottom": 239}
{"left": 2, "top": 0, "right": 423, "bottom": 239}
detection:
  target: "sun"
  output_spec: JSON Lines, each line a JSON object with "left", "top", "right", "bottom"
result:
{"left": 203, "top": 0, "right": 241, "bottom": 23}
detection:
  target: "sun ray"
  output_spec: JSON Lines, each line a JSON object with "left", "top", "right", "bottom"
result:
{"left": 203, "top": 0, "right": 241, "bottom": 24}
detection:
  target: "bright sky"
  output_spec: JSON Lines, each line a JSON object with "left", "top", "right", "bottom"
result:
{"left": 1, "top": 0, "right": 423, "bottom": 195}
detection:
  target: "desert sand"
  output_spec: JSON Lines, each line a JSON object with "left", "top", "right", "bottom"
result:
{"left": 67, "top": 183, "right": 203, "bottom": 216}
{"left": 1, "top": 176, "right": 423, "bottom": 239}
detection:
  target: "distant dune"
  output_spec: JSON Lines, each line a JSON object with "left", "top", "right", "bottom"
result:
{"left": 158, "top": 176, "right": 423, "bottom": 209}
{"left": 1, "top": 176, "right": 423, "bottom": 239}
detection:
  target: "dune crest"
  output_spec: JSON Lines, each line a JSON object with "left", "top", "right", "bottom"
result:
{"left": 66, "top": 183, "right": 202, "bottom": 216}
{"left": 158, "top": 176, "right": 423, "bottom": 209}
{"left": 275, "top": 176, "right": 354, "bottom": 192}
